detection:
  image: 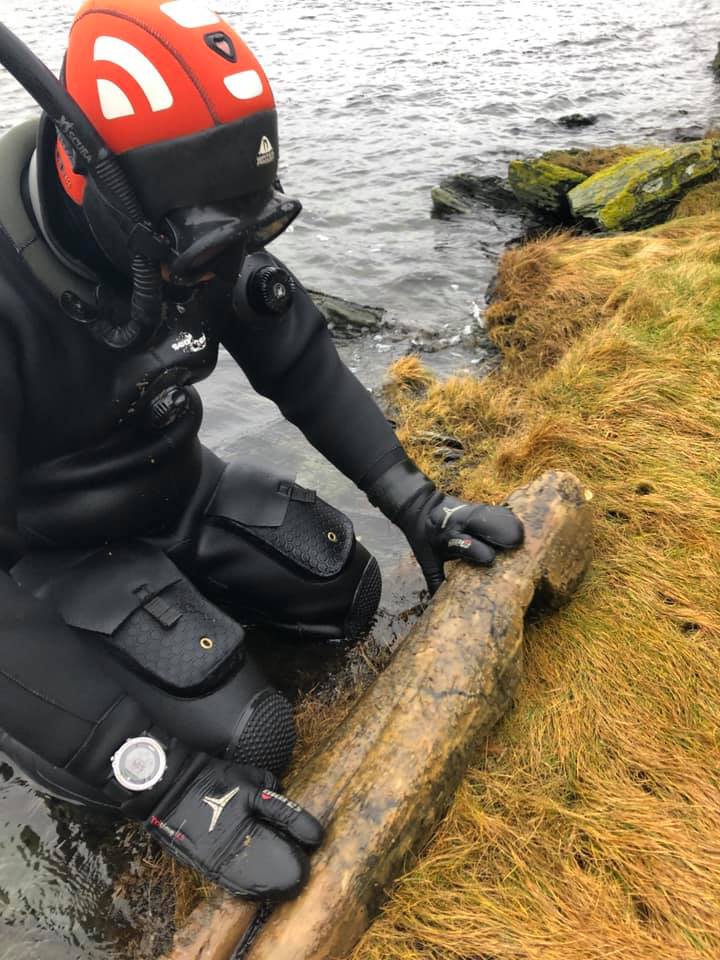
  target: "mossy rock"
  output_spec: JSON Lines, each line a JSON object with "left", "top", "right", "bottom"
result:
{"left": 508, "top": 158, "right": 586, "bottom": 215}
{"left": 568, "top": 140, "right": 720, "bottom": 230}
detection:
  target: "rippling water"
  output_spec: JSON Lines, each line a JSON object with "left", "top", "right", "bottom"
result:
{"left": 1, "top": 1, "right": 719, "bottom": 955}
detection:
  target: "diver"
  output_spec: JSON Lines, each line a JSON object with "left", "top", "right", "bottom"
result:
{"left": 0, "top": 0, "right": 524, "bottom": 901}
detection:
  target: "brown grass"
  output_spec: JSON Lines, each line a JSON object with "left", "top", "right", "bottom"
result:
{"left": 131, "top": 211, "right": 720, "bottom": 959}
{"left": 350, "top": 213, "right": 720, "bottom": 960}
{"left": 543, "top": 145, "right": 647, "bottom": 177}
{"left": 673, "top": 180, "right": 720, "bottom": 219}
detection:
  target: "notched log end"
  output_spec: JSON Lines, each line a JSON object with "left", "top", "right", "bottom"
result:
{"left": 506, "top": 470, "right": 593, "bottom": 609}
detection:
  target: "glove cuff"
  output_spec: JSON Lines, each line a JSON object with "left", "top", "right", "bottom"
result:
{"left": 365, "top": 458, "right": 436, "bottom": 523}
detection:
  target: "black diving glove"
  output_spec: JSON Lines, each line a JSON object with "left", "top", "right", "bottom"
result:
{"left": 145, "top": 755, "right": 323, "bottom": 901}
{"left": 366, "top": 458, "right": 524, "bottom": 594}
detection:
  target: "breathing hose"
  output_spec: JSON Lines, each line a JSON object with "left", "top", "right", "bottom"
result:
{"left": 0, "top": 22, "right": 164, "bottom": 348}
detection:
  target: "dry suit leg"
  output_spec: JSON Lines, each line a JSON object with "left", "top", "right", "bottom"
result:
{"left": 161, "top": 454, "right": 382, "bottom": 640}
{"left": 0, "top": 577, "right": 164, "bottom": 810}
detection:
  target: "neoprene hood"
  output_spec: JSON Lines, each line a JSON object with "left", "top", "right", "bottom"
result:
{"left": 59, "top": 1, "right": 300, "bottom": 284}
{"left": 0, "top": 2, "right": 301, "bottom": 346}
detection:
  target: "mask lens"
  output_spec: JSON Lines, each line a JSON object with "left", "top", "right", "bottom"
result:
{"left": 248, "top": 199, "right": 302, "bottom": 251}
{"left": 164, "top": 194, "right": 301, "bottom": 283}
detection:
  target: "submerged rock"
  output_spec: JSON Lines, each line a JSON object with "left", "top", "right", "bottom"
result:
{"left": 558, "top": 113, "right": 598, "bottom": 129}
{"left": 308, "top": 289, "right": 387, "bottom": 336}
{"left": 431, "top": 185, "right": 471, "bottom": 215}
{"left": 568, "top": 139, "right": 720, "bottom": 230}
{"left": 669, "top": 124, "right": 708, "bottom": 143}
{"left": 431, "top": 173, "right": 522, "bottom": 216}
{"left": 507, "top": 157, "right": 586, "bottom": 215}
{"left": 712, "top": 42, "right": 720, "bottom": 75}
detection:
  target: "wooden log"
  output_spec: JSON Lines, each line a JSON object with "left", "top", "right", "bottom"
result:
{"left": 164, "top": 897, "right": 256, "bottom": 960}
{"left": 165, "top": 470, "right": 593, "bottom": 960}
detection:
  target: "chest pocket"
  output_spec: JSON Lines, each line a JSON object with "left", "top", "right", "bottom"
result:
{"left": 205, "top": 461, "right": 354, "bottom": 578}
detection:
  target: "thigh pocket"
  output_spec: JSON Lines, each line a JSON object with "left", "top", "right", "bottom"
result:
{"left": 206, "top": 461, "right": 354, "bottom": 578}
{"left": 26, "top": 543, "right": 245, "bottom": 695}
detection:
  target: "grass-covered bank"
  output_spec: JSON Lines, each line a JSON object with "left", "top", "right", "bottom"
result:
{"left": 352, "top": 214, "right": 720, "bottom": 959}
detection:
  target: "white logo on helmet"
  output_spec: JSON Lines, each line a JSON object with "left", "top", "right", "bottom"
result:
{"left": 224, "top": 70, "right": 264, "bottom": 101}
{"left": 257, "top": 136, "right": 275, "bottom": 167}
{"left": 159, "top": 1, "right": 221, "bottom": 29}
{"left": 94, "top": 36, "right": 174, "bottom": 120}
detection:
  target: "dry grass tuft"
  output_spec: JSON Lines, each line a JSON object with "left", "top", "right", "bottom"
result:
{"left": 543, "top": 145, "right": 646, "bottom": 177}
{"left": 115, "top": 823, "right": 216, "bottom": 959}
{"left": 673, "top": 180, "right": 720, "bottom": 219}
{"left": 352, "top": 210, "right": 720, "bottom": 960}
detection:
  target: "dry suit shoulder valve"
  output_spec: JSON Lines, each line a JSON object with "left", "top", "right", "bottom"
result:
{"left": 246, "top": 265, "right": 297, "bottom": 316}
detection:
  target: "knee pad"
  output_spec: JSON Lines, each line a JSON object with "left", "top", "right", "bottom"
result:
{"left": 342, "top": 542, "right": 383, "bottom": 640}
{"left": 227, "top": 686, "right": 296, "bottom": 774}
{"left": 104, "top": 651, "right": 296, "bottom": 777}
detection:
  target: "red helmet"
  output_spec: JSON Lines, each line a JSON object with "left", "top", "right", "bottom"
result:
{"left": 53, "top": 0, "right": 299, "bottom": 283}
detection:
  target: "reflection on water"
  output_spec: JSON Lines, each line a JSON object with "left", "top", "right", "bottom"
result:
{"left": 0, "top": 0, "right": 718, "bottom": 954}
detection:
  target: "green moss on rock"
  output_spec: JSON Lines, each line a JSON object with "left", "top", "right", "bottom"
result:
{"left": 508, "top": 158, "right": 586, "bottom": 215}
{"left": 568, "top": 140, "right": 720, "bottom": 230}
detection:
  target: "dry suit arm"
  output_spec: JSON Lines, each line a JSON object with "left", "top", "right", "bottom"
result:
{"left": 221, "top": 251, "right": 407, "bottom": 489}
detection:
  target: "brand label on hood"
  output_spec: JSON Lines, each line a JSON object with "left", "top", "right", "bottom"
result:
{"left": 257, "top": 135, "right": 275, "bottom": 167}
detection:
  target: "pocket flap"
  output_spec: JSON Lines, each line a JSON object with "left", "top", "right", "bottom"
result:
{"left": 39, "top": 543, "right": 183, "bottom": 636}
{"left": 206, "top": 461, "right": 295, "bottom": 528}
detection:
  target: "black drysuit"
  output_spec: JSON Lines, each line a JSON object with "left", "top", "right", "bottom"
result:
{"left": 0, "top": 120, "right": 405, "bottom": 807}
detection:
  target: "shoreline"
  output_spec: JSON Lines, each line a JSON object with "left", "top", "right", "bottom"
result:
{"left": 131, "top": 130, "right": 720, "bottom": 957}
{"left": 352, "top": 207, "right": 720, "bottom": 960}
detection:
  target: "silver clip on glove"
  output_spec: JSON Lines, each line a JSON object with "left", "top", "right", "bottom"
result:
{"left": 146, "top": 755, "right": 323, "bottom": 901}
{"left": 367, "top": 459, "right": 524, "bottom": 594}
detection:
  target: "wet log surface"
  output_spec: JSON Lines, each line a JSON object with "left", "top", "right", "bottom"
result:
{"left": 165, "top": 470, "right": 593, "bottom": 960}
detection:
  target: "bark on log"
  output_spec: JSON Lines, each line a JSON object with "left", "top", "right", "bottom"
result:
{"left": 165, "top": 470, "right": 592, "bottom": 960}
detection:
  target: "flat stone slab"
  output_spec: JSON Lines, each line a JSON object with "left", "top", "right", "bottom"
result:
{"left": 431, "top": 173, "right": 524, "bottom": 216}
{"left": 165, "top": 470, "right": 593, "bottom": 960}
{"left": 308, "top": 289, "right": 386, "bottom": 336}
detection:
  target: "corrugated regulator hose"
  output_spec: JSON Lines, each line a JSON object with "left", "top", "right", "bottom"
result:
{"left": 0, "top": 22, "right": 163, "bottom": 349}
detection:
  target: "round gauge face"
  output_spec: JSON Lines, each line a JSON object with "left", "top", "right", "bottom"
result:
{"left": 111, "top": 737, "right": 167, "bottom": 792}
